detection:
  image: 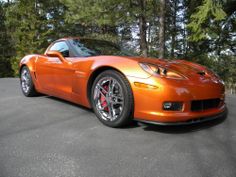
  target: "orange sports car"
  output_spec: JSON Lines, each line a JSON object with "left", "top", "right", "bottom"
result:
{"left": 19, "top": 37, "right": 226, "bottom": 127}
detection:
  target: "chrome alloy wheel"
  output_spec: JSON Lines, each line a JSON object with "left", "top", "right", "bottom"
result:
{"left": 93, "top": 77, "right": 124, "bottom": 121}
{"left": 21, "top": 68, "right": 31, "bottom": 94}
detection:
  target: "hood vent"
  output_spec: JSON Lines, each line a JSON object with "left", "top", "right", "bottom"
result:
{"left": 197, "top": 71, "right": 206, "bottom": 76}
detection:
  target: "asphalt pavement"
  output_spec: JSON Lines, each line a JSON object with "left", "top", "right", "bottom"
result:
{"left": 0, "top": 78, "right": 235, "bottom": 177}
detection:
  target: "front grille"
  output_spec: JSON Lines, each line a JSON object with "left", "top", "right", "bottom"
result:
{"left": 191, "top": 98, "right": 221, "bottom": 111}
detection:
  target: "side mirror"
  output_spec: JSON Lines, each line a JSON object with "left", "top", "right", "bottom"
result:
{"left": 45, "top": 50, "right": 67, "bottom": 63}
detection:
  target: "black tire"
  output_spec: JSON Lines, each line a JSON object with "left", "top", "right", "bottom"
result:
{"left": 91, "top": 70, "right": 134, "bottom": 128}
{"left": 20, "top": 66, "right": 38, "bottom": 97}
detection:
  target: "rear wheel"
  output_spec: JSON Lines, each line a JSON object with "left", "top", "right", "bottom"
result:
{"left": 20, "top": 66, "right": 38, "bottom": 97}
{"left": 91, "top": 70, "right": 134, "bottom": 127}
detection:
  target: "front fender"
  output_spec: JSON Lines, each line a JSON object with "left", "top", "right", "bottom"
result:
{"left": 19, "top": 54, "right": 38, "bottom": 73}
{"left": 89, "top": 56, "right": 151, "bottom": 79}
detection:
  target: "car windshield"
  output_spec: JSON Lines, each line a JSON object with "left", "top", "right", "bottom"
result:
{"left": 70, "top": 38, "right": 135, "bottom": 57}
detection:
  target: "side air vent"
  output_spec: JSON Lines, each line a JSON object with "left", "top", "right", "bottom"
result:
{"left": 34, "top": 72, "right": 37, "bottom": 80}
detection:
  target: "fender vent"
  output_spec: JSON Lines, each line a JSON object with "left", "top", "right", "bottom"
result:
{"left": 33, "top": 72, "right": 37, "bottom": 80}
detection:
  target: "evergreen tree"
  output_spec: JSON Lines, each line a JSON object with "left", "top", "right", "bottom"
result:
{"left": 187, "top": 0, "right": 226, "bottom": 41}
{"left": 0, "top": 2, "right": 14, "bottom": 77}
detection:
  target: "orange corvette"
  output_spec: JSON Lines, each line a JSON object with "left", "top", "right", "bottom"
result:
{"left": 19, "top": 37, "right": 226, "bottom": 127}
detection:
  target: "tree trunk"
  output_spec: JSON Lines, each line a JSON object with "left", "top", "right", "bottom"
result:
{"left": 139, "top": 0, "right": 148, "bottom": 57}
{"left": 158, "top": 0, "right": 165, "bottom": 59}
{"left": 147, "top": 22, "right": 151, "bottom": 53}
{"left": 171, "top": 0, "right": 177, "bottom": 58}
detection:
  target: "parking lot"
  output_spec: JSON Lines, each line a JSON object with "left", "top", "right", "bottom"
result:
{"left": 0, "top": 78, "right": 235, "bottom": 177}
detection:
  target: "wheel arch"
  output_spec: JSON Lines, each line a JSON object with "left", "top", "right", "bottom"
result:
{"left": 19, "top": 55, "right": 38, "bottom": 76}
{"left": 86, "top": 66, "right": 130, "bottom": 106}
{"left": 19, "top": 56, "right": 38, "bottom": 88}
{"left": 19, "top": 64, "right": 36, "bottom": 81}
{"left": 19, "top": 64, "right": 27, "bottom": 74}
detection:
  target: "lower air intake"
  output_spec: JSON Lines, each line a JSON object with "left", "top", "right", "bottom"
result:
{"left": 191, "top": 98, "right": 221, "bottom": 111}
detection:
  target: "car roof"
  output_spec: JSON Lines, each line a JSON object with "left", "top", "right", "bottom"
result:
{"left": 56, "top": 37, "right": 80, "bottom": 41}
{"left": 55, "top": 37, "right": 117, "bottom": 45}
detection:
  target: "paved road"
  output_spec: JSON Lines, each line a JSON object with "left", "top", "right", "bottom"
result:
{"left": 0, "top": 78, "right": 235, "bottom": 177}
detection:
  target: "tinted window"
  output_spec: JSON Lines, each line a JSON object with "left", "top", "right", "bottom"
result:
{"left": 70, "top": 39, "right": 135, "bottom": 57}
{"left": 49, "top": 41, "right": 70, "bottom": 57}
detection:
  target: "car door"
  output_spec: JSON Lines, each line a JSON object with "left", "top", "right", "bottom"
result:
{"left": 36, "top": 41, "right": 74, "bottom": 100}
{"left": 36, "top": 55, "right": 56, "bottom": 92}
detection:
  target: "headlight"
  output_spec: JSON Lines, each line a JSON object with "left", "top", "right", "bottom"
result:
{"left": 139, "top": 63, "right": 185, "bottom": 79}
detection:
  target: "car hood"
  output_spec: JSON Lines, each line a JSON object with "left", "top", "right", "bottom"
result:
{"left": 125, "top": 56, "right": 222, "bottom": 83}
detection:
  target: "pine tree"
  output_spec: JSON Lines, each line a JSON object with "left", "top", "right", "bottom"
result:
{"left": 0, "top": 2, "right": 14, "bottom": 77}
{"left": 187, "top": 0, "right": 226, "bottom": 41}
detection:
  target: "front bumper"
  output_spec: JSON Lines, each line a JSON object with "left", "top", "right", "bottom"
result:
{"left": 127, "top": 75, "right": 226, "bottom": 124}
{"left": 135, "top": 108, "right": 227, "bottom": 125}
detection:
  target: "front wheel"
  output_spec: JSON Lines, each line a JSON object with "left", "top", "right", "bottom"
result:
{"left": 20, "top": 66, "right": 38, "bottom": 97}
{"left": 91, "top": 70, "right": 134, "bottom": 127}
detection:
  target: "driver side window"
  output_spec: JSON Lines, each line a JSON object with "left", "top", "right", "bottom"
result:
{"left": 49, "top": 41, "right": 70, "bottom": 57}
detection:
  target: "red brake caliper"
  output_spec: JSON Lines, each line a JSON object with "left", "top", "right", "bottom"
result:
{"left": 100, "top": 85, "right": 108, "bottom": 111}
